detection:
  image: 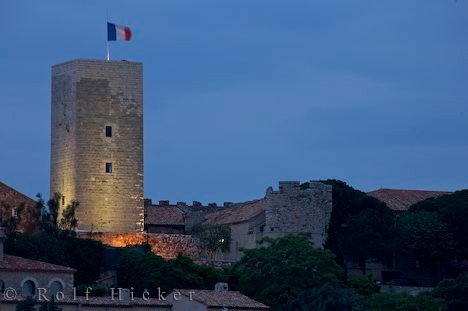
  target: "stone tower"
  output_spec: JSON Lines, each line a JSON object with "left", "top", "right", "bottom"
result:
{"left": 50, "top": 59, "right": 144, "bottom": 232}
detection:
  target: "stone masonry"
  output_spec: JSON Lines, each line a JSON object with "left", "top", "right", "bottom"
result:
{"left": 264, "top": 181, "right": 332, "bottom": 248}
{"left": 50, "top": 59, "right": 144, "bottom": 232}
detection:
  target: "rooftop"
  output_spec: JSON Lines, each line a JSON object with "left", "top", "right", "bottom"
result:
{"left": 145, "top": 205, "right": 185, "bottom": 226}
{"left": 0, "top": 181, "right": 36, "bottom": 208}
{"left": 203, "top": 199, "right": 267, "bottom": 225}
{"left": 367, "top": 188, "right": 451, "bottom": 212}
{"left": 175, "top": 289, "right": 269, "bottom": 309}
{"left": 0, "top": 297, "right": 171, "bottom": 308}
{"left": 0, "top": 255, "right": 76, "bottom": 273}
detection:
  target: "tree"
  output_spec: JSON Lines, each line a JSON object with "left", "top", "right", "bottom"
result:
{"left": 318, "top": 180, "right": 396, "bottom": 270}
{"left": 190, "top": 224, "right": 231, "bottom": 262}
{"left": 59, "top": 201, "right": 78, "bottom": 232}
{"left": 410, "top": 190, "right": 468, "bottom": 260}
{"left": 348, "top": 274, "right": 381, "bottom": 296}
{"left": 232, "top": 235, "right": 343, "bottom": 310}
{"left": 398, "top": 211, "right": 456, "bottom": 265}
{"left": 339, "top": 207, "right": 397, "bottom": 274}
{"left": 284, "top": 283, "right": 355, "bottom": 311}
{"left": 354, "top": 292, "right": 446, "bottom": 311}
{"left": 116, "top": 250, "right": 226, "bottom": 295}
{"left": 432, "top": 272, "right": 468, "bottom": 311}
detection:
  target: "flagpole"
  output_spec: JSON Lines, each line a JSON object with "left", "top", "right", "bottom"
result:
{"left": 106, "top": 9, "right": 110, "bottom": 61}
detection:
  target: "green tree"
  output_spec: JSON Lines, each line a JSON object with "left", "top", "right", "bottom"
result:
{"left": 317, "top": 180, "right": 396, "bottom": 271}
{"left": 5, "top": 233, "right": 104, "bottom": 285}
{"left": 191, "top": 224, "right": 231, "bottom": 262}
{"left": 348, "top": 274, "right": 381, "bottom": 296}
{"left": 410, "top": 190, "right": 468, "bottom": 260}
{"left": 354, "top": 292, "right": 446, "bottom": 311}
{"left": 398, "top": 211, "right": 456, "bottom": 265}
{"left": 232, "top": 235, "right": 343, "bottom": 310}
{"left": 59, "top": 201, "right": 78, "bottom": 232}
{"left": 116, "top": 250, "right": 226, "bottom": 295}
{"left": 284, "top": 283, "right": 355, "bottom": 311}
{"left": 432, "top": 272, "right": 468, "bottom": 311}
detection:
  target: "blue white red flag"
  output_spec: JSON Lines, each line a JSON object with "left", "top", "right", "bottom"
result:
{"left": 107, "top": 22, "right": 132, "bottom": 41}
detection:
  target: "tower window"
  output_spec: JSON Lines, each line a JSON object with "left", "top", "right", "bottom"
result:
{"left": 105, "top": 126, "right": 112, "bottom": 137}
{"left": 105, "top": 163, "right": 113, "bottom": 173}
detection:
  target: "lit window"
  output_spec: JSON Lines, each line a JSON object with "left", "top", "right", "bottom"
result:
{"left": 105, "top": 163, "right": 113, "bottom": 173}
{"left": 105, "top": 126, "right": 112, "bottom": 137}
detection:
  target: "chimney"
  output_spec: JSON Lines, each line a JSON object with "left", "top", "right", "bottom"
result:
{"left": 0, "top": 227, "right": 6, "bottom": 261}
{"left": 214, "top": 282, "right": 228, "bottom": 292}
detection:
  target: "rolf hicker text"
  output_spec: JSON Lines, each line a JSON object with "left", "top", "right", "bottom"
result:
{"left": 1, "top": 287, "right": 194, "bottom": 302}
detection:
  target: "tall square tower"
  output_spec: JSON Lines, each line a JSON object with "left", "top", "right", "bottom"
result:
{"left": 50, "top": 59, "right": 144, "bottom": 232}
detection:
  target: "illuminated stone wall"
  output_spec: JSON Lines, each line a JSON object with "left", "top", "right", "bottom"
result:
{"left": 80, "top": 232, "right": 201, "bottom": 260}
{"left": 51, "top": 59, "right": 144, "bottom": 232}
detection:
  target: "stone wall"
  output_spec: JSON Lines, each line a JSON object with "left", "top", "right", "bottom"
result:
{"left": 51, "top": 59, "right": 144, "bottom": 232}
{"left": 264, "top": 181, "right": 332, "bottom": 248}
{"left": 80, "top": 232, "right": 200, "bottom": 260}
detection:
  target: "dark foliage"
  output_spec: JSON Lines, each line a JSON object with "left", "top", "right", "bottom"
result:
{"left": 318, "top": 180, "right": 397, "bottom": 271}
{"left": 284, "top": 283, "right": 355, "bottom": 311}
{"left": 116, "top": 250, "right": 226, "bottom": 295}
{"left": 410, "top": 190, "right": 468, "bottom": 259}
{"left": 432, "top": 273, "right": 468, "bottom": 311}
{"left": 232, "top": 235, "right": 343, "bottom": 311}
{"left": 5, "top": 233, "right": 104, "bottom": 285}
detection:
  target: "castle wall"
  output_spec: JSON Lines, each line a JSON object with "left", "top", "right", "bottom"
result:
{"left": 264, "top": 181, "right": 332, "bottom": 248}
{"left": 51, "top": 59, "right": 144, "bottom": 232}
{"left": 81, "top": 232, "right": 200, "bottom": 260}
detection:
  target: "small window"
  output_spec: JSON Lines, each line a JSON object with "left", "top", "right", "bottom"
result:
{"left": 0, "top": 280, "right": 5, "bottom": 293}
{"left": 49, "top": 281, "right": 63, "bottom": 295}
{"left": 62, "top": 196, "right": 65, "bottom": 206}
{"left": 105, "top": 126, "right": 112, "bottom": 137}
{"left": 12, "top": 208, "right": 17, "bottom": 217}
{"left": 105, "top": 163, "right": 113, "bottom": 173}
{"left": 22, "top": 280, "right": 36, "bottom": 297}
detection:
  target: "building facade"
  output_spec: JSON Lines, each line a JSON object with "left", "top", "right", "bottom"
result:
{"left": 203, "top": 181, "right": 333, "bottom": 262}
{"left": 50, "top": 59, "right": 144, "bottom": 232}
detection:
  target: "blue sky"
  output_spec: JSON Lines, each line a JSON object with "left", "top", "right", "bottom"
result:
{"left": 1, "top": 0, "right": 467, "bottom": 204}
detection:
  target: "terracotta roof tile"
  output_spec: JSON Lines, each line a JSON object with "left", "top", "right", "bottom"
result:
{"left": 204, "top": 199, "right": 266, "bottom": 225}
{"left": 0, "top": 255, "right": 76, "bottom": 273}
{"left": 367, "top": 188, "right": 451, "bottom": 211}
{"left": 175, "top": 289, "right": 269, "bottom": 309}
{"left": 145, "top": 206, "right": 184, "bottom": 226}
{"left": 0, "top": 181, "right": 36, "bottom": 208}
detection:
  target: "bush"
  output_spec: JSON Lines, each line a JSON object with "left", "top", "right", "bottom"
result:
{"left": 116, "top": 250, "right": 227, "bottom": 295}
{"left": 5, "top": 233, "right": 104, "bottom": 284}
{"left": 284, "top": 283, "right": 355, "bottom": 311}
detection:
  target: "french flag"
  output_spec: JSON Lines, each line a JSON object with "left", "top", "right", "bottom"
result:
{"left": 107, "top": 22, "right": 132, "bottom": 41}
